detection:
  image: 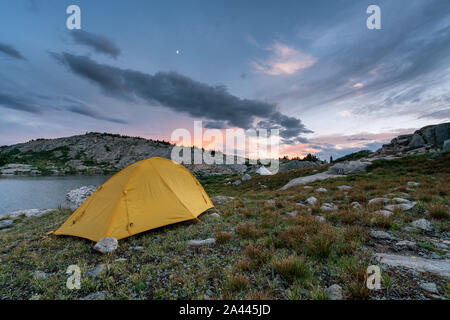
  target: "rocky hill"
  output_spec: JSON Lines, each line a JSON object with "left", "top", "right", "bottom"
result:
{"left": 0, "top": 133, "right": 175, "bottom": 175}
{"left": 377, "top": 122, "right": 450, "bottom": 154}
{"left": 0, "top": 132, "right": 324, "bottom": 176}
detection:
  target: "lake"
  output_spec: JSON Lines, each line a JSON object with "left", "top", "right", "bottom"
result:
{"left": 0, "top": 175, "right": 111, "bottom": 217}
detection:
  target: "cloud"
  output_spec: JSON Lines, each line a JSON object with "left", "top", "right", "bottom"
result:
{"left": 418, "top": 108, "right": 450, "bottom": 120}
{"left": 0, "top": 43, "right": 26, "bottom": 60}
{"left": 51, "top": 52, "right": 312, "bottom": 143}
{"left": 251, "top": 42, "right": 316, "bottom": 76}
{"left": 0, "top": 93, "right": 40, "bottom": 113}
{"left": 69, "top": 30, "right": 121, "bottom": 58}
{"left": 61, "top": 98, "right": 127, "bottom": 124}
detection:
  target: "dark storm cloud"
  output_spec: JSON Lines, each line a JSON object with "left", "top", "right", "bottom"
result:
{"left": 0, "top": 43, "right": 26, "bottom": 60}
{"left": 69, "top": 30, "right": 121, "bottom": 58}
{"left": 0, "top": 93, "right": 40, "bottom": 113}
{"left": 66, "top": 104, "right": 127, "bottom": 124}
{"left": 51, "top": 52, "right": 312, "bottom": 142}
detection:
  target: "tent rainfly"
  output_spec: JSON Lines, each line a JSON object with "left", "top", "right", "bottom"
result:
{"left": 55, "top": 157, "right": 214, "bottom": 242}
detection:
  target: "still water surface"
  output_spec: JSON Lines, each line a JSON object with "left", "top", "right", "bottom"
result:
{"left": 0, "top": 175, "right": 111, "bottom": 216}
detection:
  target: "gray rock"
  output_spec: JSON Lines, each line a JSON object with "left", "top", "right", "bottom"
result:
{"left": 266, "top": 199, "right": 276, "bottom": 205}
{"left": 280, "top": 172, "right": 345, "bottom": 190}
{"left": 80, "top": 291, "right": 108, "bottom": 300}
{"left": 0, "top": 219, "right": 13, "bottom": 230}
{"left": 418, "top": 282, "right": 439, "bottom": 294}
{"left": 351, "top": 202, "right": 362, "bottom": 210}
{"left": 279, "top": 160, "right": 320, "bottom": 172}
{"left": 395, "top": 240, "right": 416, "bottom": 249}
{"left": 187, "top": 238, "right": 216, "bottom": 247}
{"left": 392, "top": 197, "right": 412, "bottom": 204}
{"left": 327, "top": 160, "right": 370, "bottom": 175}
{"left": 443, "top": 139, "right": 450, "bottom": 152}
{"left": 94, "top": 237, "right": 118, "bottom": 254}
{"left": 407, "top": 181, "right": 420, "bottom": 187}
{"left": 315, "top": 187, "right": 328, "bottom": 193}
{"left": 132, "top": 246, "right": 144, "bottom": 251}
{"left": 375, "top": 253, "right": 450, "bottom": 279}
{"left": 89, "top": 264, "right": 106, "bottom": 278}
{"left": 368, "top": 198, "right": 390, "bottom": 206}
{"left": 316, "top": 216, "right": 326, "bottom": 222}
{"left": 66, "top": 185, "right": 98, "bottom": 207}
{"left": 211, "top": 196, "right": 235, "bottom": 206}
{"left": 241, "top": 173, "right": 251, "bottom": 181}
{"left": 209, "top": 212, "right": 221, "bottom": 219}
{"left": 233, "top": 179, "right": 242, "bottom": 186}
{"left": 326, "top": 284, "right": 343, "bottom": 300}
{"left": 408, "top": 133, "right": 425, "bottom": 149}
{"left": 370, "top": 230, "right": 395, "bottom": 240}
{"left": 303, "top": 186, "right": 313, "bottom": 189}
{"left": 373, "top": 210, "right": 393, "bottom": 217}
{"left": 306, "top": 196, "right": 318, "bottom": 205}
{"left": 286, "top": 211, "right": 297, "bottom": 217}
{"left": 337, "top": 185, "right": 352, "bottom": 191}
{"left": 33, "top": 270, "right": 49, "bottom": 280}
{"left": 384, "top": 202, "right": 416, "bottom": 211}
{"left": 411, "top": 219, "right": 432, "bottom": 231}
{"left": 321, "top": 203, "right": 338, "bottom": 212}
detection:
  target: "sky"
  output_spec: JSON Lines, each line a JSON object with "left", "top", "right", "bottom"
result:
{"left": 0, "top": 0, "right": 449, "bottom": 160}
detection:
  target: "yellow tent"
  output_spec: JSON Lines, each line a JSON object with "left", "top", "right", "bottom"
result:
{"left": 55, "top": 157, "right": 214, "bottom": 242}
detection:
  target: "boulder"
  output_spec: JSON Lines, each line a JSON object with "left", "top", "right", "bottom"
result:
{"left": 337, "top": 185, "right": 352, "bottom": 191}
{"left": 411, "top": 218, "right": 432, "bottom": 231}
{"left": 279, "top": 160, "right": 320, "bottom": 172}
{"left": 89, "top": 264, "right": 106, "bottom": 278}
{"left": 395, "top": 240, "right": 416, "bottom": 249}
{"left": 0, "top": 219, "right": 13, "bottom": 230}
{"left": 385, "top": 202, "right": 416, "bottom": 211}
{"left": 368, "top": 198, "right": 390, "bottom": 206}
{"left": 66, "top": 186, "right": 98, "bottom": 207}
{"left": 407, "top": 181, "right": 420, "bottom": 187}
{"left": 373, "top": 210, "right": 393, "bottom": 217}
{"left": 211, "top": 196, "right": 235, "bottom": 206}
{"left": 418, "top": 282, "right": 439, "bottom": 294}
{"left": 306, "top": 196, "right": 318, "bottom": 205}
{"left": 321, "top": 203, "right": 338, "bottom": 212}
{"left": 33, "top": 270, "right": 49, "bottom": 280}
{"left": 315, "top": 187, "right": 328, "bottom": 193}
{"left": 408, "top": 133, "right": 425, "bottom": 149}
{"left": 443, "top": 139, "right": 450, "bottom": 152}
{"left": 327, "top": 160, "right": 370, "bottom": 175}
{"left": 94, "top": 237, "right": 118, "bottom": 254}
{"left": 80, "top": 291, "right": 108, "bottom": 300}
{"left": 370, "top": 230, "right": 395, "bottom": 240}
{"left": 326, "top": 284, "right": 343, "bottom": 300}
{"left": 241, "top": 173, "right": 251, "bottom": 181}
{"left": 233, "top": 179, "right": 242, "bottom": 186}
{"left": 316, "top": 216, "right": 326, "bottom": 223}
{"left": 187, "top": 238, "right": 216, "bottom": 247}
{"left": 286, "top": 211, "right": 297, "bottom": 217}
{"left": 351, "top": 202, "right": 362, "bottom": 210}
{"left": 375, "top": 253, "right": 450, "bottom": 279}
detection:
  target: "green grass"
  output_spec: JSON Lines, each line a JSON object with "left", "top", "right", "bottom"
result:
{"left": 0, "top": 153, "right": 448, "bottom": 300}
